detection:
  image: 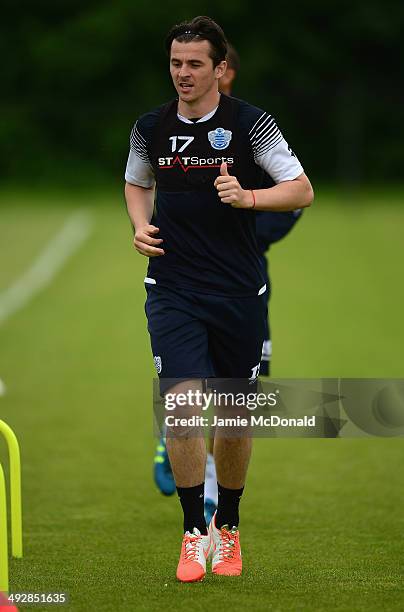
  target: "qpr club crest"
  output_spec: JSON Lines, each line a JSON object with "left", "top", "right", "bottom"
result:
{"left": 153, "top": 355, "right": 162, "bottom": 374}
{"left": 208, "top": 127, "right": 232, "bottom": 150}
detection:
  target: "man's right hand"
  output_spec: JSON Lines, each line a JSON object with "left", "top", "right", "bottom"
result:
{"left": 134, "top": 224, "right": 165, "bottom": 257}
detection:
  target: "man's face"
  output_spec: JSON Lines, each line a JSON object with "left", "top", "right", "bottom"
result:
{"left": 170, "top": 39, "right": 226, "bottom": 104}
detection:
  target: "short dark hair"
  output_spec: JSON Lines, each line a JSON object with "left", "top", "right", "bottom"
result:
{"left": 165, "top": 16, "right": 228, "bottom": 68}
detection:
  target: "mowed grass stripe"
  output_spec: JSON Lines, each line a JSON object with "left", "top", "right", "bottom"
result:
{"left": 0, "top": 204, "right": 78, "bottom": 293}
{"left": 0, "top": 210, "right": 93, "bottom": 325}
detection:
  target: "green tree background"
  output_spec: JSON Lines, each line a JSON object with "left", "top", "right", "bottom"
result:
{"left": 1, "top": 0, "right": 403, "bottom": 186}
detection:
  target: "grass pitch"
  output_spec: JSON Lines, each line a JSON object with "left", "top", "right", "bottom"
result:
{"left": 0, "top": 188, "right": 403, "bottom": 611}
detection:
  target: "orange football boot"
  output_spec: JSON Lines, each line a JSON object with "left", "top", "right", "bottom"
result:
{"left": 176, "top": 528, "right": 211, "bottom": 582}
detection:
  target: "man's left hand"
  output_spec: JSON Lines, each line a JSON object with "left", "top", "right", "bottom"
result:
{"left": 214, "top": 162, "right": 254, "bottom": 209}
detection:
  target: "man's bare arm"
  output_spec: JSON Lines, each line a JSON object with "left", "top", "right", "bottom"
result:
{"left": 124, "top": 182, "right": 164, "bottom": 257}
{"left": 251, "top": 173, "right": 314, "bottom": 211}
{"left": 214, "top": 163, "right": 314, "bottom": 211}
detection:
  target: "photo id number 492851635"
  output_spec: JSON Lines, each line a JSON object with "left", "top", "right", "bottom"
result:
{"left": 7, "top": 592, "right": 68, "bottom": 605}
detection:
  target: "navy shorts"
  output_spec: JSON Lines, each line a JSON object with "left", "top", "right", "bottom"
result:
{"left": 145, "top": 285, "right": 266, "bottom": 395}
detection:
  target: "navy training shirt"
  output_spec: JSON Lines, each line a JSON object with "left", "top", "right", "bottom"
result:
{"left": 125, "top": 94, "right": 304, "bottom": 297}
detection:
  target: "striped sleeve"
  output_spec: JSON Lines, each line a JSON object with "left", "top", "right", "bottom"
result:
{"left": 125, "top": 118, "right": 155, "bottom": 188}
{"left": 249, "top": 112, "right": 304, "bottom": 183}
{"left": 249, "top": 112, "right": 283, "bottom": 158}
{"left": 129, "top": 122, "right": 150, "bottom": 163}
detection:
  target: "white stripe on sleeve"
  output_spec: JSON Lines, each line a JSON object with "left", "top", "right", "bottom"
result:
{"left": 125, "top": 121, "right": 155, "bottom": 187}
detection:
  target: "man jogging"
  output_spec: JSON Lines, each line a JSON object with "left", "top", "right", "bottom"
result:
{"left": 153, "top": 43, "right": 306, "bottom": 525}
{"left": 125, "top": 16, "right": 313, "bottom": 582}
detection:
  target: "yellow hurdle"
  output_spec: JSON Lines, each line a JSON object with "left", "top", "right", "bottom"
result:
{"left": 0, "top": 463, "right": 8, "bottom": 593}
{"left": 0, "top": 419, "right": 23, "bottom": 594}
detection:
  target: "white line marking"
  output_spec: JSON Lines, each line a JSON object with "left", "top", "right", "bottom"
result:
{"left": 0, "top": 378, "right": 6, "bottom": 396}
{"left": 0, "top": 209, "right": 94, "bottom": 325}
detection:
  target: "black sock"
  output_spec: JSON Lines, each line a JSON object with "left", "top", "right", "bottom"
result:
{"left": 176, "top": 483, "right": 207, "bottom": 534}
{"left": 215, "top": 483, "right": 244, "bottom": 529}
